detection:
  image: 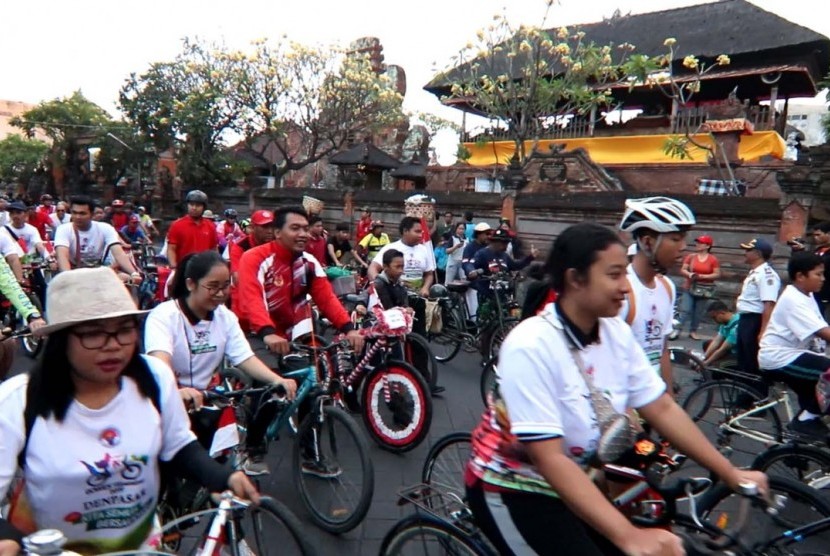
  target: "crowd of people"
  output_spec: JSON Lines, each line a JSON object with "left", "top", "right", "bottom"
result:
{"left": 4, "top": 186, "right": 830, "bottom": 555}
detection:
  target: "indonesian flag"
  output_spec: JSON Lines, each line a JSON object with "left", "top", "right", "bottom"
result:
{"left": 208, "top": 406, "right": 240, "bottom": 458}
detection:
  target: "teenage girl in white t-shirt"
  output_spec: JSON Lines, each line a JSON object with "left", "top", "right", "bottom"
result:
{"left": 145, "top": 251, "right": 297, "bottom": 475}
{"left": 0, "top": 267, "right": 258, "bottom": 556}
{"left": 466, "top": 223, "right": 767, "bottom": 556}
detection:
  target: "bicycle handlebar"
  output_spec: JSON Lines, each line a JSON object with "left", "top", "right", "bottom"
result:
{"left": 201, "top": 382, "right": 285, "bottom": 405}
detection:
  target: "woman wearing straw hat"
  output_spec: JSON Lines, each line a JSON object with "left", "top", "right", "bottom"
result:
{"left": 0, "top": 267, "right": 258, "bottom": 555}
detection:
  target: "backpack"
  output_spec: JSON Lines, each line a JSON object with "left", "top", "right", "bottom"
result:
{"left": 16, "top": 361, "right": 162, "bottom": 470}
{"left": 621, "top": 275, "right": 673, "bottom": 326}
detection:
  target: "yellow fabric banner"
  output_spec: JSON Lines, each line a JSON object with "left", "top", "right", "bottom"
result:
{"left": 463, "top": 131, "right": 785, "bottom": 166}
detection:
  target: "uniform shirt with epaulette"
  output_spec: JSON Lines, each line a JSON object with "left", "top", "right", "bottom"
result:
{"left": 736, "top": 262, "right": 781, "bottom": 314}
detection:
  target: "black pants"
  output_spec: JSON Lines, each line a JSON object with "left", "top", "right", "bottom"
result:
{"left": 245, "top": 335, "right": 312, "bottom": 456}
{"left": 736, "top": 313, "right": 762, "bottom": 375}
{"left": 766, "top": 352, "right": 830, "bottom": 415}
{"left": 466, "top": 482, "right": 624, "bottom": 556}
{"left": 409, "top": 294, "right": 427, "bottom": 337}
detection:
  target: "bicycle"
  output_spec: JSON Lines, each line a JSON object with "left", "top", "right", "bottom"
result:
{"left": 0, "top": 265, "right": 46, "bottom": 358}
{"left": 427, "top": 273, "right": 520, "bottom": 363}
{"left": 295, "top": 307, "right": 433, "bottom": 453}
{"left": 22, "top": 491, "right": 317, "bottom": 556}
{"left": 195, "top": 362, "right": 374, "bottom": 534}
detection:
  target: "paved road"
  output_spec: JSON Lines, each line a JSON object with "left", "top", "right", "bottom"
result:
{"left": 8, "top": 322, "right": 714, "bottom": 555}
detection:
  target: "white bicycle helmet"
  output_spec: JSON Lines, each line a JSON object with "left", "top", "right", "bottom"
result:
{"left": 619, "top": 196, "right": 696, "bottom": 233}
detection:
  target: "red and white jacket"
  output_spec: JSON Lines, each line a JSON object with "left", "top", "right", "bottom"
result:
{"left": 237, "top": 241, "right": 352, "bottom": 338}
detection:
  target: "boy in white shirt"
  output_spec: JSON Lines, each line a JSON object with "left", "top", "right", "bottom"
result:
{"left": 618, "top": 197, "right": 696, "bottom": 391}
{"left": 759, "top": 252, "right": 830, "bottom": 438}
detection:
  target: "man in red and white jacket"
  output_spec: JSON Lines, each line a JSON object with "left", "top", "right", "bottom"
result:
{"left": 236, "top": 206, "right": 364, "bottom": 476}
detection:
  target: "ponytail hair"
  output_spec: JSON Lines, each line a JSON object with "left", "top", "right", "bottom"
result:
{"left": 171, "top": 250, "right": 228, "bottom": 300}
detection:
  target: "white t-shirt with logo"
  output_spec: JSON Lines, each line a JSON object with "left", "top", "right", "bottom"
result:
{"left": 736, "top": 262, "right": 781, "bottom": 314}
{"left": 759, "top": 285, "right": 827, "bottom": 370}
{"left": 144, "top": 300, "right": 254, "bottom": 390}
{"left": 54, "top": 221, "right": 121, "bottom": 267}
{"left": 497, "top": 305, "right": 665, "bottom": 468}
{"left": 619, "top": 266, "right": 676, "bottom": 370}
{"left": 373, "top": 240, "right": 436, "bottom": 289}
{"left": 6, "top": 223, "right": 43, "bottom": 257}
{"left": 0, "top": 356, "right": 195, "bottom": 552}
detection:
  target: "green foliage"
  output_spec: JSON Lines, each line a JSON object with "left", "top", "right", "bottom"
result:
{"left": 820, "top": 67, "right": 830, "bottom": 140}
{"left": 456, "top": 143, "right": 472, "bottom": 162}
{"left": 0, "top": 135, "right": 49, "bottom": 182}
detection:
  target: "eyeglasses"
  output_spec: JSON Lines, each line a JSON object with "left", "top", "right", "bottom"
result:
{"left": 200, "top": 282, "right": 231, "bottom": 295}
{"left": 72, "top": 326, "right": 138, "bottom": 349}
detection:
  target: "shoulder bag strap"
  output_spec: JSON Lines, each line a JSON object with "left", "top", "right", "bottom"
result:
{"left": 73, "top": 226, "right": 82, "bottom": 268}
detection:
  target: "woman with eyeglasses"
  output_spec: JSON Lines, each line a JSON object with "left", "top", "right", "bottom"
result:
{"left": 0, "top": 267, "right": 259, "bottom": 555}
{"left": 144, "top": 251, "right": 296, "bottom": 467}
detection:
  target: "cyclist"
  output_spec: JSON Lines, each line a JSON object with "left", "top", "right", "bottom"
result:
{"left": 357, "top": 220, "right": 389, "bottom": 261}
{"left": 368, "top": 216, "right": 436, "bottom": 336}
{"left": 303, "top": 215, "right": 328, "bottom": 266}
{"left": 0, "top": 267, "right": 257, "bottom": 556}
{"left": 144, "top": 251, "right": 297, "bottom": 471}
{"left": 236, "top": 206, "right": 363, "bottom": 476}
{"left": 810, "top": 221, "right": 830, "bottom": 317}
{"left": 735, "top": 237, "right": 780, "bottom": 376}
{"left": 4, "top": 201, "right": 54, "bottom": 305}
{"left": 54, "top": 196, "right": 141, "bottom": 285}
{"left": 119, "top": 215, "right": 147, "bottom": 244}
{"left": 355, "top": 206, "right": 373, "bottom": 243}
{"left": 460, "top": 222, "right": 493, "bottom": 318}
{"left": 618, "top": 196, "right": 695, "bottom": 389}
{"left": 166, "top": 190, "right": 218, "bottom": 270}
{"left": 228, "top": 210, "right": 275, "bottom": 310}
{"left": 106, "top": 199, "right": 130, "bottom": 231}
{"left": 135, "top": 206, "right": 158, "bottom": 239}
{"left": 47, "top": 202, "right": 70, "bottom": 233}
{"left": 216, "top": 208, "right": 244, "bottom": 252}
{"left": 24, "top": 205, "right": 51, "bottom": 244}
{"left": 469, "top": 227, "right": 537, "bottom": 308}
{"left": 759, "top": 252, "right": 830, "bottom": 438}
{"left": 327, "top": 222, "right": 367, "bottom": 269}
{"left": 466, "top": 222, "right": 767, "bottom": 556}
{"left": 368, "top": 249, "right": 408, "bottom": 311}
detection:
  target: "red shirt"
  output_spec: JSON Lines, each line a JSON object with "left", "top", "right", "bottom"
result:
{"left": 356, "top": 217, "right": 373, "bottom": 243}
{"left": 109, "top": 211, "right": 130, "bottom": 231}
{"left": 28, "top": 210, "right": 51, "bottom": 240}
{"left": 682, "top": 253, "right": 720, "bottom": 289}
{"left": 304, "top": 234, "right": 328, "bottom": 266}
{"left": 237, "top": 241, "right": 351, "bottom": 338}
{"left": 229, "top": 234, "right": 261, "bottom": 316}
{"left": 167, "top": 215, "right": 218, "bottom": 263}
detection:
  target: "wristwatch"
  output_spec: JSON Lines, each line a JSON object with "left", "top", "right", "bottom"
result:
{"left": 27, "top": 313, "right": 42, "bottom": 322}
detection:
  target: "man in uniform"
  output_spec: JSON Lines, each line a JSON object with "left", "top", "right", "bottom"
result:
{"left": 735, "top": 238, "right": 781, "bottom": 375}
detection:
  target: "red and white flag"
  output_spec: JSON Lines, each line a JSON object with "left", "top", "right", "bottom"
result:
{"left": 209, "top": 406, "right": 240, "bottom": 458}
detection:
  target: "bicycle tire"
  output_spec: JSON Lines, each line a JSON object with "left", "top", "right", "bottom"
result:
{"left": 379, "top": 514, "right": 490, "bottom": 556}
{"left": 421, "top": 432, "right": 472, "bottom": 502}
{"left": 668, "top": 347, "right": 711, "bottom": 401}
{"left": 360, "top": 360, "right": 432, "bottom": 453}
{"left": 752, "top": 444, "right": 830, "bottom": 487}
{"left": 682, "top": 379, "right": 782, "bottom": 468}
{"left": 697, "top": 475, "right": 830, "bottom": 553}
{"left": 479, "top": 357, "right": 497, "bottom": 407}
{"left": 482, "top": 317, "right": 518, "bottom": 361}
{"left": 235, "top": 496, "right": 319, "bottom": 555}
{"left": 292, "top": 404, "right": 374, "bottom": 533}
{"left": 19, "top": 292, "right": 43, "bottom": 358}
{"left": 428, "top": 304, "right": 463, "bottom": 363}
{"left": 405, "top": 332, "right": 439, "bottom": 391}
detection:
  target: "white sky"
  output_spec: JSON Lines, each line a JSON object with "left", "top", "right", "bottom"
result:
{"left": 2, "top": 0, "right": 828, "bottom": 162}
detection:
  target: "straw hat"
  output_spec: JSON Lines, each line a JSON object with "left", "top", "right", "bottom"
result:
{"left": 35, "top": 267, "right": 148, "bottom": 337}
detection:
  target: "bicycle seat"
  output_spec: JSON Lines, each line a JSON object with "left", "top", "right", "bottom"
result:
{"left": 446, "top": 280, "right": 470, "bottom": 293}
{"left": 345, "top": 292, "right": 368, "bottom": 305}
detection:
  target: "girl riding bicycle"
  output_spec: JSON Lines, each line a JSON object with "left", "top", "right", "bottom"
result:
{"left": 466, "top": 223, "right": 767, "bottom": 556}
{"left": 144, "top": 251, "right": 297, "bottom": 475}
{"left": 0, "top": 267, "right": 258, "bottom": 556}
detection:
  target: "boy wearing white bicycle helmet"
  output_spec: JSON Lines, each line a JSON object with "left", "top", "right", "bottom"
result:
{"left": 619, "top": 197, "right": 696, "bottom": 391}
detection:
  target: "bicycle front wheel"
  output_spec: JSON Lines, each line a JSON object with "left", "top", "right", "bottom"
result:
{"left": 428, "top": 305, "right": 463, "bottom": 363}
{"left": 18, "top": 292, "right": 44, "bottom": 358}
{"left": 752, "top": 444, "right": 830, "bottom": 487}
{"left": 232, "top": 496, "right": 319, "bottom": 555}
{"left": 292, "top": 405, "right": 374, "bottom": 533}
{"left": 482, "top": 318, "right": 518, "bottom": 361}
{"left": 361, "top": 360, "right": 432, "bottom": 453}
{"left": 479, "top": 357, "right": 497, "bottom": 407}
{"left": 421, "top": 432, "right": 472, "bottom": 502}
{"left": 405, "top": 332, "right": 439, "bottom": 391}
{"left": 697, "top": 475, "right": 830, "bottom": 554}
{"left": 682, "top": 379, "right": 781, "bottom": 469}
{"left": 379, "top": 514, "right": 489, "bottom": 556}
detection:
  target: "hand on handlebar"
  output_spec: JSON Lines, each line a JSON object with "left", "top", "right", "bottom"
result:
{"left": 27, "top": 318, "right": 46, "bottom": 334}
{"left": 273, "top": 377, "right": 297, "bottom": 401}
{"left": 180, "top": 387, "right": 205, "bottom": 411}
{"left": 227, "top": 471, "right": 261, "bottom": 505}
{"left": 724, "top": 468, "right": 768, "bottom": 499}
{"left": 264, "top": 333, "right": 290, "bottom": 355}
{"left": 345, "top": 329, "right": 365, "bottom": 354}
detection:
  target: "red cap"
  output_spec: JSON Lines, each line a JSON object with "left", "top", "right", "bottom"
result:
{"left": 251, "top": 209, "right": 275, "bottom": 226}
{"left": 112, "top": 199, "right": 125, "bottom": 207}
{"left": 129, "top": 214, "right": 140, "bottom": 223}
{"left": 695, "top": 234, "right": 713, "bottom": 246}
